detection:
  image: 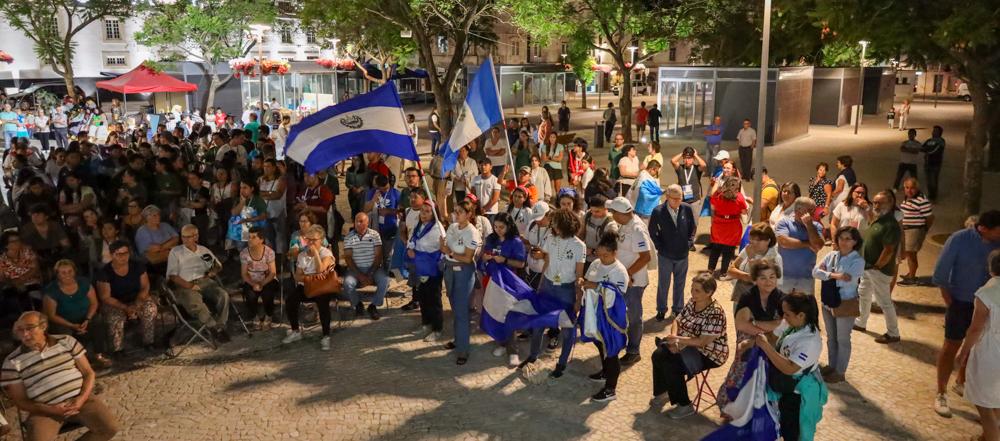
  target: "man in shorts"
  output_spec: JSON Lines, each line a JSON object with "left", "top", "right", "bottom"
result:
{"left": 898, "top": 178, "right": 934, "bottom": 285}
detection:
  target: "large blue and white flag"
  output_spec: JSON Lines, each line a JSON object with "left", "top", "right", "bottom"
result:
{"left": 284, "top": 82, "right": 418, "bottom": 173}
{"left": 702, "top": 347, "right": 780, "bottom": 441}
{"left": 578, "top": 282, "right": 629, "bottom": 357}
{"left": 480, "top": 262, "right": 574, "bottom": 342}
{"left": 439, "top": 57, "right": 504, "bottom": 174}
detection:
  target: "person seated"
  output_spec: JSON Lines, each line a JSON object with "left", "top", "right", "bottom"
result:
{"left": 283, "top": 225, "right": 337, "bottom": 350}
{"left": 649, "top": 272, "right": 729, "bottom": 419}
{"left": 0, "top": 231, "right": 44, "bottom": 319}
{"left": 21, "top": 204, "right": 72, "bottom": 272}
{"left": 166, "top": 224, "right": 231, "bottom": 343}
{"left": 134, "top": 205, "right": 179, "bottom": 278}
{"left": 96, "top": 241, "right": 157, "bottom": 355}
{"left": 41, "top": 259, "right": 112, "bottom": 368}
{"left": 1, "top": 311, "right": 120, "bottom": 441}
{"left": 343, "top": 212, "right": 389, "bottom": 320}
{"left": 240, "top": 227, "right": 279, "bottom": 329}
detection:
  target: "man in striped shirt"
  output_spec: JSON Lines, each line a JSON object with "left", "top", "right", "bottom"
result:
{"left": 898, "top": 178, "right": 935, "bottom": 286}
{"left": 343, "top": 212, "right": 389, "bottom": 320}
{"left": 1, "top": 312, "right": 119, "bottom": 440}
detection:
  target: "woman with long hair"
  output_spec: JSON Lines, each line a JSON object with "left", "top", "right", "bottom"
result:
{"left": 441, "top": 200, "right": 482, "bottom": 365}
{"left": 480, "top": 212, "right": 528, "bottom": 366}
{"left": 831, "top": 182, "right": 873, "bottom": 240}
{"left": 768, "top": 182, "right": 801, "bottom": 228}
{"left": 540, "top": 132, "right": 565, "bottom": 196}
{"left": 507, "top": 186, "right": 533, "bottom": 237}
{"left": 407, "top": 201, "right": 446, "bottom": 342}
{"left": 585, "top": 167, "right": 616, "bottom": 203}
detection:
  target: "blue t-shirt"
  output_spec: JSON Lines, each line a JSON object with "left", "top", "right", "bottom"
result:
{"left": 483, "top": 234, "right": 527, "bottom": 263}
{"left": 134, "top": 223, "right": 179, "bottom": 256}
{"left": 774, "top": 217, "right": 824, "bottom": 279}
{"left": 705, "top": 123, "right": 723, "bottom": 144}
{"left": 0, "top": 111, "right": 18, "bottom": 132}
{"left": 933, "top": 227, "right": 1000, "bottom": 303}
{"left": 365, "top": 187, "right": 401, "bottom": 233}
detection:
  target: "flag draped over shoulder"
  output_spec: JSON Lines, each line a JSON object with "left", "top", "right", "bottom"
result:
{"left": 283, "top": 82, "right": 417, "bottom": 173}
{"left": 702, "top": 347, "right": 780, "bottom": 441}
{"left": 578, "top": 282, "right": 628, "bottom": 357}
{"left": 439, "top": 57, "right": 504, "bottom": 174}
{"left": 634, "top": 178, "right": 665, "bottom": 216}
{"left": 480, "top": 262, "right": 574, "bottom": 342}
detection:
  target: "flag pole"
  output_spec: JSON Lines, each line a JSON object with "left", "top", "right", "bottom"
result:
{"left": 389, "top": 81, "right": 444, "bottom": 228}
{"left": 416, "top": 159, "right": 443, "bottom": 226}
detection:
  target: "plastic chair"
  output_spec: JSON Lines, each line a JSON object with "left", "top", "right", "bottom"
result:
{"left": 159, "top": 281, "right": 218, "bottom": 358}
{"left": 689, "top": 369, "right": 718, "bottom": 412}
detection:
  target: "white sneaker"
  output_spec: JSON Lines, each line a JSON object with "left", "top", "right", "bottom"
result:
{"left": 492, "top": 346, "right": 506, "bottom": 357}
{"left": 282, "top": 331, "right": 303, "bottom": 345}
{"left": 414, "top": 324, "right": 431, "bottom": 335}
{"left": 320, "top": 336, "right": 331, "bottom": 351}
{"left": 508, "top": 354, "right": 520, "bottom": 367}
{"left": 933, "top": 393, "right": 952, "bottom": 418}
{"left": 423, "top": 331, "right": 442, "bottom": 342}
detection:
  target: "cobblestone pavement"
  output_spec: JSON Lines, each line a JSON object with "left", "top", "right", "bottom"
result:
{"left": 10, "top": 100, "right": 996, "bottom": 441}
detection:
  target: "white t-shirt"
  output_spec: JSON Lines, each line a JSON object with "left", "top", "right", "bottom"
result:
{"left": 542, "top": 236, "right": 586, "bottom": 284}
{"left": 616, "top": 215, "right": 652, "bottom": 287}
{"left": 508, "top": 206, "right": 531, "bottom": 237}
{"left": 833, "top": 204, "right": 870, "bottom": 233}
{"left": 585, "top": 259, "right": 630, "bottom": 297}
{"left": 485, "top": 138, "right": 507, "bottom": 166}
{"left": 470, "top": 174, "right": 502, "bottom": 215}
{"left": 618, "top": 156, "right": 640, "bottom": 185}
{"left": 404, "top": 208, "right": 420, "bottom": 232}
{"left": 296, "top": 247, "right": 335, "bottom": 276}
{"left": 526, "top": 223, "right": 552, "bottom": 274}
{"left": 769, "top": 203, "right": 793, "bottom": 228}
{"left": 581, "top": 168, "right": 594, "bottom": 190}
{"left": 445, "top": 222, "right": 482, "bottom": 262}
{"left": 408, "top": 221, "right": 444, "bottom": 253}
{"left": 453, "top": 158, "right": 479, "bottom": 191}
{"left": 774, "top": 321, "right": 823, "bottom": 375}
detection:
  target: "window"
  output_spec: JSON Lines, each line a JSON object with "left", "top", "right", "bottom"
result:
{"left": 306, "top": 30, "right": 316, "bottom": 44}
{"left": 104, "top": 18, "right": 121, "bottom": 40}
{"left": 533, "top": 44, "right": 541, "bottom": 58}
{"left": 280, "top": 26, "right": 293, "bottom": 44}
{"left": 668, "top": 47, "right": 677, "bottom": 62}
{"left": 511, "top": 41, "right": 520, "bottom": 56}
{"left": 105, "top": 56, "right": 127, "bottom": 66}
{"left": 437, "top": 36, "right": 449, "bottom": 54}
{"left": 560, "top": 43, "right": 568, "bottom": 55}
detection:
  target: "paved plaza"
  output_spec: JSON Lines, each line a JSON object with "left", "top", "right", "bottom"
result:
{"left": 7, "top": 99, "right": 997, "bottom": 441}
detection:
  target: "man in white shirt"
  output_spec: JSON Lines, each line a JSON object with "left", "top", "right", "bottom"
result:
{"left": 167, "top": 224, "right": 230, "bottom": 343}
{"left": 343, "top": 212, "right": 390, "bottom": 320}
{"left": 215, "top": 130, "right": 249, "bottom": 167}
{"left": 484, "top": 127, "right": 508, "bottom": 180}
{"left": 470, "top": 159, "right": 502, "bottom": 219}
{"left": 736, "top": 119, "right": 757, "bottom": 181}
{"left": 608, "top": 197, "right": 652, "bottom": 365}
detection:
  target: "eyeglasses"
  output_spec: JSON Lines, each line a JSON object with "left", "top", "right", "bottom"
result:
{"left": 182, "top": 234, "right": 199, "bottom": 239}
{"left": 14, "top": 323, "right": 42, "bottom": 334}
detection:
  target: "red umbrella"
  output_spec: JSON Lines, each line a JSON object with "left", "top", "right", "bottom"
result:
{"left": 96, "top": 64, "right": 197, "bottom": 94}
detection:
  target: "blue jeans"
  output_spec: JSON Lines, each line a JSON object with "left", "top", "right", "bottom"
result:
{"left": 625, "top": 285, "right": 648, "bottom": 354}
{"left": 430, "top": 131, "right": 441, "bottom": 153}
{"left": 705, "top": 143, "right": 721, "bottom": 174}
{"left": 822, "top": 307, "right": 854, "bottom": 375}
{"left": 444, "top": 262, "right": 476, "bottom": 356}
{"left": 3, "top": 130, "right": 16, "bottom": 150}
{"left": 343, "top": 266, "right": 389, "bottom": 307}
{"left": 529, "top": 278, "right": 576, "bottom": 367}
{"left": 656, "top": 255, "right": 688, "bottom": 315}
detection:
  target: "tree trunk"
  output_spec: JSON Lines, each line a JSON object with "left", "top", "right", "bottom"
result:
{"left": 202, "top": 76, "right": 219, "bottom": 115}
{"left": 61, "top": 55, "right": 78, "bottom": 100}
{"left": 986, "top": 96, "right": 1000, "bottom": 171}
{"left": 963, "top": 77, "right": 989, "bottom": 218}
{"left": 618, "top": 67, "right": 633, "bottom": 143}
{"left": 580, "top": 82, "right": 587, "bottom": 108}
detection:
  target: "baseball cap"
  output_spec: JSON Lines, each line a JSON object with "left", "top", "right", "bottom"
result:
{"left": 519, "top": 166, "right": 531, "bottom": 175}
{"left": 527, "top": 201, "right": 551, "bottom": 224}
{"left": 682, "top": 146, "right": 695, "bottom": 157}
{"left": 607, "top": 196, "right": 633, "bottom": 214}
{"left": 713, "top": 150, "right": 731, "bottom": 161}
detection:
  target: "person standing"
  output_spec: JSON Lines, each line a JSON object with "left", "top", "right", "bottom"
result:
{"left": 32, "top": 109, "right": 50, "bottom": 153}
{"left": 441, "top": 200, "right": 482, "bottom": 365}
{"left": 855, "top": 190, "right": 903, "bottom": 345}
{"left": 557, "top": 100, "right": 571, "bottom": 134}
{"left": 51, "top": 107, "right": 69, "bottom": 150}
{"left": 893, "top": 129, "right": 922, "bottom": 189}
{"left": 649, "top": 185, "right": 696, "bottom": 321}
{"left": 922, "top": 125, "right": 945, "bottom": 200}
{"left": 608, "top": 197, "right": 653, "bottom": 365}
{"left": 774, "top": 197, "right": 825, "bottom": 295}
{"left": 428, "top": 109, "right": 442, "bottom": 154}
{"left": 956, "top": 250, "right": 1000, "bottom": 441}
{"left": 736, "top": 119, "right": 756, "bottom": 181}
{"left": 898, "top": 99, "right": 911, "bottom": 131}
{"left": 602, "top": 103, "right": 617, "bottom": 144}
{"left": 813, "top": 227, "right": 866, "bottom": 383}
{"left": 484, "top": 127, "right": 508, "bottom": 181}
{"left": 702, "top": 115, "right": 723, "bottom": 173}
{"left": 1, "top": 103, "right": 19, "bottom": 150}
{"left": 634, "top": 102, "right": 649, "bottom": 139}
{"left": 648, "top": 104, "right": 662, "bottom": 142}
{"left": 898, "top": 178, "right": 934, "bottom": 285}
{"left": 670, "top": 147, "right": 707, "bottom": 228}
{"left": 931, "top": 210, "right": 1000, "bottom": 417}
{"left": 243, "top": 113, "right": 261, "bottom": 144}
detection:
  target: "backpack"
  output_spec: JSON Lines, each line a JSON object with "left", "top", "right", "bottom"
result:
{"left": 584, "top": 212, "right": 611, "bottom": 243}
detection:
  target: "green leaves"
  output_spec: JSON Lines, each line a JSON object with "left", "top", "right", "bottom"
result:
{"left": 135, "top": 0, "right": 276, "bottom": 65}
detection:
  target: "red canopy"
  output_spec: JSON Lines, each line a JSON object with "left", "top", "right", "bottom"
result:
{"left": 96, "top": 64, "right": 197, "bottom": 94}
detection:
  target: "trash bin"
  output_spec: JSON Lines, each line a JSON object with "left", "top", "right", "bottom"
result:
{"left": 594, "top": 121, "right": 605, "bottom": 149}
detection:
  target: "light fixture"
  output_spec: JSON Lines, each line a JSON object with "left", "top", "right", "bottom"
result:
{"left": 523, "top": 111, "right": 529, "bottom": 116}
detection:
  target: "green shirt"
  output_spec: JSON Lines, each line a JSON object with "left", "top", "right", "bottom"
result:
{"left": 244, "top": 121, "right": 261, "bottom": 143}
{"left": 609, "top": 147, "right": 623, "bottom": 180}
{"left": 862, "top": 213, "right": 901, "bottom": 276}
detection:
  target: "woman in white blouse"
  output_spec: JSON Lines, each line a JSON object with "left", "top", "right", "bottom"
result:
{"left": 441, "top": 200, "right": 482, "bottom": 365}
{"left": 408, "top": 201, "right": 446, "bottom": 342}
{"left": 616, "top": 145, "right": 640, "bottom": 196}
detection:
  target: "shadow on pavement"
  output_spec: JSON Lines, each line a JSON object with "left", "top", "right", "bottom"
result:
{"left": 830, "top": 382, "right": 922, "bottom": 440}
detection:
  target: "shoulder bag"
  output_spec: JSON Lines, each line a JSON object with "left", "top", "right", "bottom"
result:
{"left": 304, "top": 266, "right": 342, "bottom": 298}
{"left": 820, "top": 254, "right": 842, "bottom": 308}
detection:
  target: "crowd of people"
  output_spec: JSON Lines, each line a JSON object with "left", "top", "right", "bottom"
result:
{"left": 0, "top": 94, "right": 997, "bottom": 441}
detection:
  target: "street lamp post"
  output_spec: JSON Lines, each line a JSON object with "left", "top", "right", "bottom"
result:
{"left": 250, "top": 23, "right": 272, "bottom": 120}
{"left": 853, "top": 39, "right": 869, "bottom": 135}
{"left": 330, "top": 38, "right": 341, "bottom": 103}
{"left": 628, "top": 46, "right": 638, "bottom": 97}
{"left": 750, "top": 0, "right": 772, "bottom": 221}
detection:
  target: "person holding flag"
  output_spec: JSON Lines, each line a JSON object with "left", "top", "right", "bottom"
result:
{"left": 437, "top": 58, "right": 507, "bottom": 188}
{"left": 480, "top": 212, "right": 528, "bottom": 366}
{"left": 441, "top": 200, "right": 483, "bottom": 365}
{"left": 579, "top": 232, "right": 630, "bottom": 402}
{"left": 406, "top": 200, "right": 446, "bottom": 343}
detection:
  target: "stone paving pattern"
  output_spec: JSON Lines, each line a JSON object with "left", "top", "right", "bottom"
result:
{"left": 6, "top": 100, "right": 996, "bottom": 441}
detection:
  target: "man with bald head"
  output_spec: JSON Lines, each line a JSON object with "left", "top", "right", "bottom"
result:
{"left": 343, "top": 212, "right": 389, "bottom": 320}
{"left": 166, "top": 224, "right": 231, "bottom": 343}
{"left": 2, "top": 312, "right": 120, "bottom": 440}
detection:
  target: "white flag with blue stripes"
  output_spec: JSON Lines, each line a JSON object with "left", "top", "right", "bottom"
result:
{"left": 284, "top": 82, "right": 418, "bottom": 173}
{"left": 439, "top": 57, "right": 504, "bottom": 174}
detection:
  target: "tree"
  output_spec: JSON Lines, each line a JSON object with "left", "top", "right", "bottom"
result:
{"left": 301, "top": 0, "right": 498, "bottom": 138}
{"left": 565, "top": 29, "right": 596, "bottom": 109}
{"left": 510, "top": 0, "right": 707, "bottom": 142}
{"left": 1, "top": 0, "right": 132, "bottom": 99}
{"left": 134, "top": 0, "right": 276, "bottom": 113}
{"left": 811, "top": 0, "right": 1000, "bottom": 218}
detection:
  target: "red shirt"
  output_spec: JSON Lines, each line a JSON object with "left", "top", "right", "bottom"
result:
{"left": 369, "top": 160, "right": 390, "bottom": 179}
{"left": 215, "top": 113, "right": 226, "bottom": 128}
{"left": 709, "top": 192, "right": 747, "bottom": 246}
{"left": 296, "top": 185, "right": 334, "bottom": 226}
{"left": 635, "top": 108, "right": 649, "bottom": 125}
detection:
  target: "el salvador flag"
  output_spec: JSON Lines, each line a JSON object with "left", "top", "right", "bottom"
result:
{"left": 440, "top": 57, "right": 504, "bottom": 174}
{"left": 284, "top": 82, "right": 418, "bottom": 173}
{"left": 480, "top": 262, "right": 574, "bottom": 343}
{"left": 702, "top": 347, "right": 780, "bottom": 441}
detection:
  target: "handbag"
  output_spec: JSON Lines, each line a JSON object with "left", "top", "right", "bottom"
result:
{"left": 303, "top": 267, "right": 342, "bottom": 298}
{"left": 832, "top": 297, "right": 861, "bottom": 318}
{"left": 820, "top": 255, "right": 843, "bottom": 308}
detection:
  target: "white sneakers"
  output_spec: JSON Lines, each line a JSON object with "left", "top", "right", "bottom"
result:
{"left": 423, "top": 331, "right": 442, "bottom": 342}
{"left": 508, "top": 354, "right": 520, "bottom": 367}
{"left": 934, "top": 393, "right": 952, "bottom": 418}
{"left": 492, "top": 346, "right": 506, "bottom": 357}
{"left": 414, "top": 324, "right": 432, "bottom": 336}
{"left": 320, "top": 336, "right": 331, "bottom": 351}
{"left": 282, "top": 330, "right": 303, "bottom": 345}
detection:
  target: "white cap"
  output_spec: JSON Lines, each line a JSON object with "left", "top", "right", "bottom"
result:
{"left": 528, "top": 201, "right": 551, "bottom": 224}
{"left": 713, "top": 150, "right": 731, "bottom": 161}
{"left": 607, "top": 196, "right": 633, "bottom": 213}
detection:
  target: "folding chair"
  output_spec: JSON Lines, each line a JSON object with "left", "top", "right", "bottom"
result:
{"left": 688, "top": 369, "right": 718, "bottom": 412}
{"left": 214, "top": 276, "right": 252, "bottom": 338}
{"left": 159, "top": 281, "right": 217, "bottom": 358}
{"left": 2, "top": 392, "right": 83, "bottom": 441}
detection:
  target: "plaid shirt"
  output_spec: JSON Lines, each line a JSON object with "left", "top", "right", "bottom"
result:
{"left": 677, "top": 300, "right": 729, "bottom": 366}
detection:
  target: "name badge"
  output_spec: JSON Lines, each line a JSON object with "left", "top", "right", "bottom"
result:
{"left": 682, "top": 185, "right": 694, "bottom": 200}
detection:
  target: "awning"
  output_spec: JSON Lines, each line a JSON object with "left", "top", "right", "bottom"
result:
{"left": 95, "top": 64, "right": 197, "bottom": 94}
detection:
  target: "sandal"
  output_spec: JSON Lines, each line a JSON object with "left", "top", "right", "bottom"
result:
{"left": 456, "top": 356, "right": 468, "bottom": 365}
{"left": 444, "top": 341, "right": 456, "bottom": 350}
